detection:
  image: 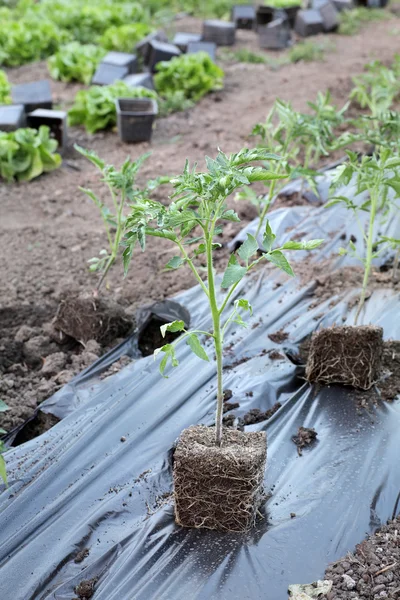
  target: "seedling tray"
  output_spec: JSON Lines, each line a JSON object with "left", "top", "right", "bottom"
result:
{"left": 11, "top": 80, "right": 52, "bottom": 113}
{"left": 115, "top": 97, "right": 158, "bottom": 143}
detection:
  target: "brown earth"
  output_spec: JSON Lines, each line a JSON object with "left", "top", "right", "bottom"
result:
{"left": 1, "top": 16, "right": 400, "bottom": 432}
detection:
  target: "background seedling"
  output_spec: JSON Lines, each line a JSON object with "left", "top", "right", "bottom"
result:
{"left": 326, "top": 149, "right": 400, "bottom": 324}
{"left": 123, "top": 148, "right": 323, "bottom": 445}
{"left": 48, "top": 42, "right": 107, "bottom": 85}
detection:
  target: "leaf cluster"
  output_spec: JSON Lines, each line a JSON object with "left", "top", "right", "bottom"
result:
{"left": 0, "top": 69, "right": 11, "bottom": 104}
{"left": 48, "top": 42, "right": 106, "bottom": 85}
{"left": 68, "top": 82, "right": 158, "bottom": 134}
{"left": 99, "top": 23, "right": 152, "bottom": 53}
{"left": 154, "top": 52, "right": 224, "bottom": 103}
{"left": 0, "top": 126, "right": 61, "bottom": 183}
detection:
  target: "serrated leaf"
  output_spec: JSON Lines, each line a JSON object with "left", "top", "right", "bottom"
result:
{"left": 186, "top": 334, "right": 209, "bottom": 362}
{"left": 0, "top": 401, "right": 8, "bottom": 413}
{"left": 221, "top": 209, "right": 241, "bottom": 222}
{"left": 238, "top": 234, "right": 258, "bottom": 262}
{"left": 233, "top": 314, "right": 247, "bottom": 327}
{"left": 265, "top": 250, "right": 294, "bottom": 276}
{"left": 221, "top": 255, "right": 247, "bottom": 289}
{"left": 281, "top": 239, "right": 324, "bottom": 251}
{"left": 385, "top": 179, "right": 400, "bottom": 197}
{"left": 263, "top": 220, "right": 276, "bottom": 252}
{"left": 165, "top": 256, "right": 185, "bottom": 270}
{"left": 160, "top": 320, "right": 185, "bottom": 337}
{"left": 154, "top": 344, "right": 179, "bottom": 377}
{"left": 235, "top": 298, "right": 253, "bottom": 315}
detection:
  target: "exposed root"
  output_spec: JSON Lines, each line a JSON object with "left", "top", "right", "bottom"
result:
{"left": 174, "top": 425, "right": 267, "bottom": 532}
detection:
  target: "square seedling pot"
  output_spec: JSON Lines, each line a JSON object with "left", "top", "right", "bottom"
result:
{"left": 282, "top": 5, "right": 301, "bottom": 28}
{"left": 11, "top": 80, "right": 52, "bottom": 113}
{"left": 202, "top": 20, "right": 236, "bottom": 46}
{"left": 172, "top": 32, "right": 202, "bottom": 52}
{"left": 256, "top": 5, "right": 275, "bottom": 28}
{"left": 147, "top": 40, "right": 181, "bottom": 73}
{"left": 174, "top": 425, "right": 267, "bottom": 532}
{"left": 136, "top": 31, "right": 169, "bottom": 66}
{"left": 231, "top": 5, "right": 256, "bottom": 29}
{"left": 294, "top": 9, "right": 324, "bottom": 36}
{"left": 123, "top": 72, "right": 155, "bottom": 90}
{"left": 102, "top": 51, "right": 138, "bottom": 74}
{"left": 26, "top": 109, "right": 67, "bottom": 150}
{"left": 92, "top": 63, "right": 129, "bottom": 85}
{"left": 0, "top": 104, "right": 26, "bottom": 132}
{"left": 319, "top": 0, "right": 339, "bottom": 31}
{"left": 187, "top": 41, "right": 217, "bottom": 61}
{"left": 259, "top": 18, "right": 291, "bottom": 49}
{"left": 306, "top": 325, "right": 384, "bottom": 390}
{"left": 116, "top": 97, "right": 158, "bottom": 143}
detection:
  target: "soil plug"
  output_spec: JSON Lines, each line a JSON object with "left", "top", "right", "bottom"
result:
{"left": 292, "top": 426, "right": 318, "bottom": 456}
{"left": 123, "top": 147, "right": 324, "bottom": 531}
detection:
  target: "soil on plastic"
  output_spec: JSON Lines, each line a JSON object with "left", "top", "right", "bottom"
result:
{"left": 325, "top": 516, "right": 400, "bottom": 599}
{"left": 74, "top": 548, "right": 90, "bottom": 564}
{"left": 306, "top": 325, "right": 384, "bottom": 390}
{"left": 242, "top": 402, "right": 281, "bottom": 425}
{"left": 174, "top": 425, "right": 266, "bottom": 531}
{"left": 74, "top": 577, "right": 98, "bottom": 600}
{"left": 1, "top": 17, "right": 400, "bottom": 431}
{"left": 292, "top": 426, "right": 318, "bottom": 456}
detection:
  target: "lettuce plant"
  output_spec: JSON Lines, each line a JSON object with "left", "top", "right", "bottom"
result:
{"left": 123, "top": 148, "right": 323, "bottom": 445}
{"left": 0, "top": 18, "right": 68, "bottom": 66}
{"left": 0, "top": 69, "right": 11, "bottom": 104}
{"left": 326, "top": 149, "right": 400, "bottom": 324}
{"left": 0, "top": 126, "right": 61, "bottom": 182}
{"left": 48, "top": 42, "right": 106, "bottom": 85}
{"left": 100, "top": 23, "right": 152, "bottom": 53}
{"left": 154, "top": 52, "right": 224, "bottom": 102}
{"left": 68, "top": 82, "right": 157, "bottom": 134}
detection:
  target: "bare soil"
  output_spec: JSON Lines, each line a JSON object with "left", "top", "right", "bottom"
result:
{"left": 1, "top": 17, "right": 400, "bottom": 432}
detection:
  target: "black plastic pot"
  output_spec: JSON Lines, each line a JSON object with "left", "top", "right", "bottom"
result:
{"left": 294, "top": 8, "right": 324, "bottom": 36}
{"left": 187, "top": 41, "right": 217, "bottom": 61}
{"left": 115, "top": 97, "right": 158, "bottom": 143}
{"left": 319, "top": 0, "right": 339, "bottom": 30}
{"left": 259, "top": 17, "right": 291, "bottom": 49}
{"left": 102, "top": 51, "right": 138, "bottom": 74}
{"left": 92, "top": 63, "right": 129, "bottom": 86}
{"left": 11, "top": 80, "right": 52, "bottom": 113}
{"left": 255, "top": 5, "right": 275, "bottom": 28}
{"left": 136, "top": 31, "right": 169, "bottom": 66}
{"left": 123, "top": 72, "right": 155, "bottom": 90}
{"left": 172, "top": 32, "right": 202, "bottom": 52}
{"left": 0, "top": 104, "right": 26, "bottom": 131}
{"left": 202, "top": 20, "right": 236, "bottom": 46}
{"left": 147, "top": 40, "right": 181, "bottom": 73}
{"left": 26, "top": 109, "right": 68, "bottom": 150}
{"left": 231, "top": 5, "right": 256, "bottom": 29}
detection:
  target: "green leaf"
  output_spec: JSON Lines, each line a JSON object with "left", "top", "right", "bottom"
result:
{"left": 154, "top": 344, "right": 179, "bottom": 377}
{"left": 221, "top": 254, "right": 247, "bottom": 289}
{"left": 385, "top": 178, "right": 400, "bottom": 197}
{"left": 235, "top": 298, "right": 253, "bottom": 315}
{"left": 281, "top": 239, "right": 324, "bottom": 250}
{"left": 0, "top": 401, "right": 8, "bottom": 413}
{"left": 186, "top": 334, "right": 209, "bottom": 362}
{"left": 221, "top": 209, "right": 241, "bottom": 222}
{"left": 263, "top": 220, "right": 276, "bottom": 252}
{"left": 165, "top": 256, "right": 185, "bottom": 270}
{"left": 238, "top": 234, "right": 258, "bottom": 262}
{"left": 265, "top": 250, "right": 295, "bottom": 276}
{"left": 160, "top": 320, "right": 185, "bottom": 337}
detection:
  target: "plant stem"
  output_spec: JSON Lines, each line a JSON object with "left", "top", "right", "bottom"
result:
{"left": 206, "top": 230, "right": 224, "bottom": 447}
{"left": 354, "top": 186, "right": 377, "bottom": 325}
{"left": 95, "top": 190, "right": 126, "bottom": 295}
{"left": 255, "top": 177, "right": 277, "bottom": 239}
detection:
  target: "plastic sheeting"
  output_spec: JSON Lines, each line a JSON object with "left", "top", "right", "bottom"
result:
{"left": 0, "top": 170, "right": 399, "bottom": 600}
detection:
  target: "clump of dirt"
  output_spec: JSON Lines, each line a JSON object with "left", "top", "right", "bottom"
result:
{"left": 74, "top": 548, "right": 90, "bottom": 564}
{"left": 268, "top": 329, "right": 289, "bottom": 344}
{"left": 325, "top": 516, "right": 400, "bottom": 599}
{"left": 174, "top": 425, "right": 267, "bottom": 532}
{"left": 306, "top": 325, "right": 384, "bottom": 390}
{"left": 99, "top": 355, "right": 132, "bottom": 380}
{"left": 53, "top": 293, "right": 133, "bottom": 345}
{"left": 242, "top": 402, "right": 281, "bottom": 425}
{"left": 74, "top": 577, "right": 98, "bottom": 600}
{"left": 378, "top": 340, "right": 400, "bottom": 401}
{"left": 292, "top": 426, "right": 318, "bottom": 456}
{"left": 223, "top": 401, "right": 240, "bottom": 413}
{"left": 269, "top": 350, "right": 285, "bottom": 360}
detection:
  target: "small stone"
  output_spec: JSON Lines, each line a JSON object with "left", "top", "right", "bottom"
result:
{"left": 342, "top": 574, "right": 356, "bottom": 590}
{"left": 290, "top": 512, "right": 296, "bottom": 518}
{"left": 41, "top": 352, "right": 66, "bottom": 376}
{"left": 120, "top": 436, "right": 126, "bottom": 442}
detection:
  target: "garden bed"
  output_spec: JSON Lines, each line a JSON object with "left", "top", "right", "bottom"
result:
{"left": 1, "top": 17, "right": 400, "bottom": 432}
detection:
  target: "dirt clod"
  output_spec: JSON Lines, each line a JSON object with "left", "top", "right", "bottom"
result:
{"left": 242, "top": 402, "right": 281, "bottom": 425}
{"left": 174, "top": 425, "right": 267, "bottom": 532}
{"left": 74, "top": 548, "right": 90, "bottom": 564}
{"left": 268, "top": 329, "right": 289, "bottom": 344}
{"left": 306, "top": 325, "right": 384, "bottom": 390}
{"left": 53, "top": 293, "right": 132, "bottom": 345}
{"left": 74, "top": 577, "right": 98, "bottom": 599}
{"left": 292, "top": 426, "right": 318, "bottom": 456}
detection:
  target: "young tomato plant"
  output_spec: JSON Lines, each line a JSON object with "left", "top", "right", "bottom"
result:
{"left": 75, "top": 145, "right": 159, "bottom": 295}
{"left": 123, "top": 148, "right": 323, "bottom": 445}
{"left": 246, "top": 92, "right": 348, "bottom": 237}
{"left": 326, "top": 149, "right": 400, "bottom": 324}
{"left": 350, "top": 61, "right": 400, "bottom": 122}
